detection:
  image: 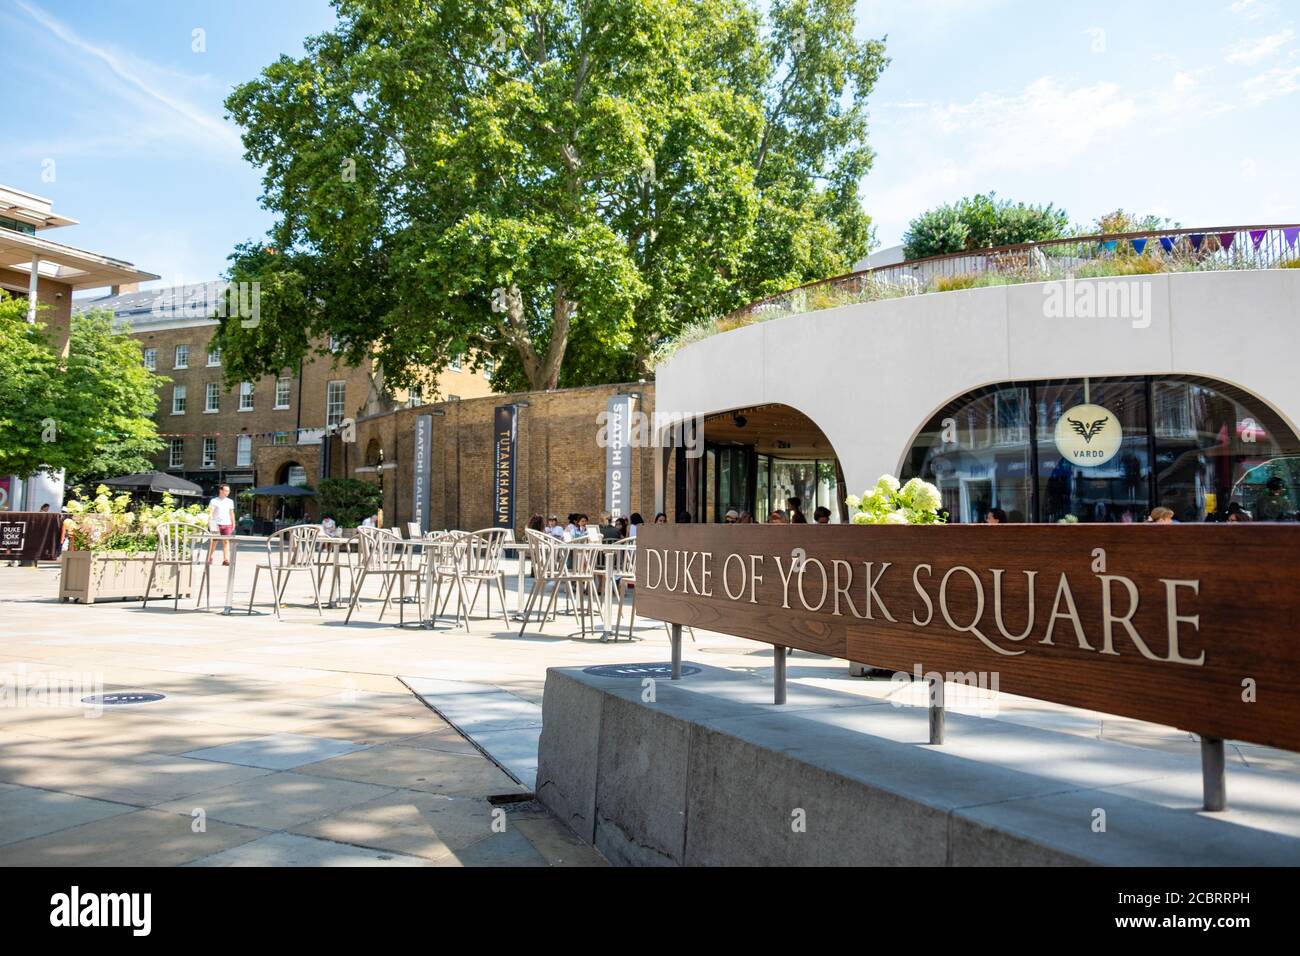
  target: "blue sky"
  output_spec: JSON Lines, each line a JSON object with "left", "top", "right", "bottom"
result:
{"left": 2, "top": 0, "right": 1297, "bottom": 289}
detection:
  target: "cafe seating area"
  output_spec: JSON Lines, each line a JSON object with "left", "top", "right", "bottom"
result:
{"left": 138, "top": 520, "right": 642, "bottom": 640}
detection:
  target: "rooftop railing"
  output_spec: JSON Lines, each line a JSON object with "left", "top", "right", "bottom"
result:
{"left": 725, "top": 224, "right": 1300, "bottom": 326}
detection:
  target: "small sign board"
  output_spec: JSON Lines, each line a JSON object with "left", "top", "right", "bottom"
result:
{"left": 80, "top": 693, "right": 166, "bottom": 706}
{"left": 583, "top": 662, "right": 701, "bottom": 679}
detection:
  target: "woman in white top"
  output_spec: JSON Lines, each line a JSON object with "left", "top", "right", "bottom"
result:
{"left": 206, "top": 484, "right": 236, "bottom": 566}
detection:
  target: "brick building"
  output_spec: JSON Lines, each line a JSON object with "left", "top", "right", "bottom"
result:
{"left": 75, "top": 281, "right": 495, "bottom": 514}
{"left": 0, "top": 184, "right": 157, "bottom": 511}
{"left": 339, "top": 382, "right": 668, "bottom": 533}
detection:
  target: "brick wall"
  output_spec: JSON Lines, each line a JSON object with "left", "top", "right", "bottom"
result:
{"left": 339, "top": 383, "right": 667, "bottom": 533}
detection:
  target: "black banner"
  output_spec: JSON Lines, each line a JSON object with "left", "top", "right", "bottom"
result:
{"left": 493, "top": 404, "right": 519, "bottom": 530}
{"left": 412, "top": 414, "right": 433, "bottom": 534}
{"left": 0, "top": 512, "right": 61, "bottom": 561}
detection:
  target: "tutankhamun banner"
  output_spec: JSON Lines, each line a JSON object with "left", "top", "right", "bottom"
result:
{"left": 634, "top": 524, "right": 1300, "bottom": 752}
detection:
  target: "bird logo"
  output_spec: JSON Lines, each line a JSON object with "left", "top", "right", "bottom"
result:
{"left": 1068, "top": 417, "right": 1109, "bottom": 444}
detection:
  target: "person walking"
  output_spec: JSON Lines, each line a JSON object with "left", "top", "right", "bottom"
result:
{"left": 206, "top": 484, "right": 236, "bottom": 566}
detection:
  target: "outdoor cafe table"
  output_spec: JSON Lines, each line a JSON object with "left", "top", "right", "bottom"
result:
{"left": 201, "top": 533, "right": 270, "bottom": 614}
{"left": 316, "top": 535, "right": 357, "bottom": 608}
{"left": 418, "top": 537, "right": 636, "bottom": 639}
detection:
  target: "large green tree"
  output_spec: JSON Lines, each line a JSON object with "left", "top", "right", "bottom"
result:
{"left": 0, "top": 293, "right": 164, "bottom": 486}
{"left": 216, "top": 0, "right": 887, "bottom": 393}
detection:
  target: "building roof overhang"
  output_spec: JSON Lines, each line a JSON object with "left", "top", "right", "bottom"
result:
{"left": 0, "top": 227, "right": 158, "bottom": 291}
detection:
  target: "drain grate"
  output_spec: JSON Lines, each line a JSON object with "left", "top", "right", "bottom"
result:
{"left": 80, "top": 692, "right": 166, "bottom": 706}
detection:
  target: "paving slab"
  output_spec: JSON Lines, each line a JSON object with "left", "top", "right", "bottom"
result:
{"left": 152, "top": 771, "right": 396, "bottom": 830}
{"left": 181, "top": 733, "right": 369, "bottom": 770}
{"left": 186, "top": 832, "right": 430, "bottom": 867}
{"left": 0, "top": 786, "right": 137, "bottom": 846}
{"left": 291, "top": 790, "right": 498, "bottom": 860}
{"left": 0, "top": 809, "right": 263, "bottom": 866}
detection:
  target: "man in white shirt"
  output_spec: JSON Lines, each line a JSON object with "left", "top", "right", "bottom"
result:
{"left": 206, "top": 484, "right": 236, "bottom": 566}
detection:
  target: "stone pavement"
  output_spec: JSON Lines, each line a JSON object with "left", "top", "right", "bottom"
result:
{"left": 1, "top": 549, "right": 1297, "bottom": 866}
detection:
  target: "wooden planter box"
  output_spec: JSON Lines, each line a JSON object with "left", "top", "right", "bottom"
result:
{"left": 58, "top": 550, "right": 196, "bottom": 604}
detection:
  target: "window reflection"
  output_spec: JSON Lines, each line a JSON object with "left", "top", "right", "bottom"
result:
{"left": 902, "top": 375, "right": 1300, "bottom": 522}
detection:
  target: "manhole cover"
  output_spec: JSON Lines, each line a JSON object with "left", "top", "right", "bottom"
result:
{"left": 582, "top": 663, "right": 701, "bottom": 679}
{"left": 80, "top": 693, "right": 166, "bottom": 706}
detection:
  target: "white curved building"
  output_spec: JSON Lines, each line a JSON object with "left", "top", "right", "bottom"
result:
{"left": 653, "top": 268, "right": 1300, "bottom": 525}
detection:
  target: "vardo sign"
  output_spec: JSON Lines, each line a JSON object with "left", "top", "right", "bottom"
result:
{"left": 634, "top": 524, "right": 1300, "bottom": 752}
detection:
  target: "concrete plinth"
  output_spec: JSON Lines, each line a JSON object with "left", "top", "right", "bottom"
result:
{"left": 535, "top": 663, "right": 1300, "bottom": 866}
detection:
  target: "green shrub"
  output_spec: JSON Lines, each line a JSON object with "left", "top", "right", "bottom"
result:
{"left": 317, "top": 477, "right": 382, "bottom": 528}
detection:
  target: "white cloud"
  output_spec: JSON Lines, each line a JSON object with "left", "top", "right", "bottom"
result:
{"left": 1243, "top": 64, "right": 1300, "bottom": 102}
{"left": 1228, "top": 0, "right": 1273, "bottom": 20}
{"left": 1226, "top": 28, "right": 1295, "bottom": 64}
{"left": 927, "top": 78, "right": 1138, "bottom": 168}
{"left": 13, "top": 0, "right": 242, "bottom": 156}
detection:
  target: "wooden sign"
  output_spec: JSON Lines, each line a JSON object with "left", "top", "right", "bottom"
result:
{"left": 634, "top": 524, "right": 1300, "bottom": 753}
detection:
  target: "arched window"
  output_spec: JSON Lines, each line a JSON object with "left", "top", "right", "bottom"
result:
{"left": 901, "top": 375, "right": 1300, "bottom": 523}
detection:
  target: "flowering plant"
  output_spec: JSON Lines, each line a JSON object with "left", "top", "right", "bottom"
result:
{"left": 63, "top": 486, "right": 208, "bottom": 553}
{"left": 846, "top": 475, "right": 945, "bottom": 525}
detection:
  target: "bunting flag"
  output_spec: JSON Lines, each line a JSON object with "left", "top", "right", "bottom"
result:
{"left": 157, "top": 426, "right": 330, "bottom": 441}
{"left": 1101, "top": 239, "right": 1118, "bottom": 253}
{"left": 1218, "top": 232, "right": 1235, "bottom": 251}
{"left": 1159, "top": 236, "right": 1178, "bottom": 253}
{"left": 1189, "top": 233, "right": 1205, "bottom": 251}
{"left": 1250, "top": 229, "right": 1267, "bottom": 249}
{"left": 1131, "top": 238, "right": 1148, "bottom": 255}
{"left": 1284, "top": 227, "right": 1300, "bottom": 249}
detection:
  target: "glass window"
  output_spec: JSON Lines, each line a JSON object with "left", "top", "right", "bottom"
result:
{"left": 202, "top": 437, "right": 217, "bottom": 468}
{"left": 239, "top": 382, "right": 254, "bottom": 411}
{"left": 236, "top": 435, "right": 252, "bottom": 467}
{"left": 273, "top": 432, "right": 290, "bottom": 446}
{"left": 143, "top": 347, "right": 157, "bottom": 371}
{"left": 326, "top": 381, "right": 346, "bottom": 426}
{"left": 205, "top": 382, "right": 219, "bottom": 413}
{"left": 1035, "top": 379, "right": 1149, "bottom": 524}
{"left": 174, "top": 345, "right": 188, "bottom": 369}
{"left": 407, "top": 388, "right": 422, "bottom": 408}
{"left": 169, "top": 438, "right": 184, "bottom": 468}
{"left": 904, "top": 385, "right": 1033, "bottom": 523}
{"left": 171, "top": 385, "right": 187, "bottom": 414}
{"left": 207, "top": 347, "right": 221, "bottom": 367}
{"left": 449, "top": 354, "right": 462, "bottom": 371}
{"left": 902, "top": 375, "right": 1300, "bottom": 523}
{"left": 1152, "top": 377, "right": 1300, "bottom": 522}
{"left": 275, "top": 376, "right": 291, "bottom": 409}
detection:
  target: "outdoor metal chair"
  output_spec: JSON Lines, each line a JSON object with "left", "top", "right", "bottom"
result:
{"left": 247, "top": 524, "right": 323, "bottom": 619}
{"left": 345, "top": 527, "right": 424, "bottom": 626}
{"left": 519, "top": 529, "right": 598, "bottom": 638}
{"left": 608, "top": 545, "right": 638, "bottom": 640}
{"left": 438, "top": 528, "right": 511, "bottom": 630}
{"left": 141, "top": 521, "right": 211, "bottom": 611}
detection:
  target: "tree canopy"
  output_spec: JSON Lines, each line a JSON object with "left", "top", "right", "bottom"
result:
{"left": 215, "top": 0, "right": 887, "bottom": 393}
{"left": 0, "top": 294, "right": 164, "bottom": 486}
{"left": 901, "top": 193, "right": 1070, "bottom": 261}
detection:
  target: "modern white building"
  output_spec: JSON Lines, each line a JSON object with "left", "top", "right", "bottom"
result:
{"left": 654, "top": 232, "right": 1300, "bottom": 526}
